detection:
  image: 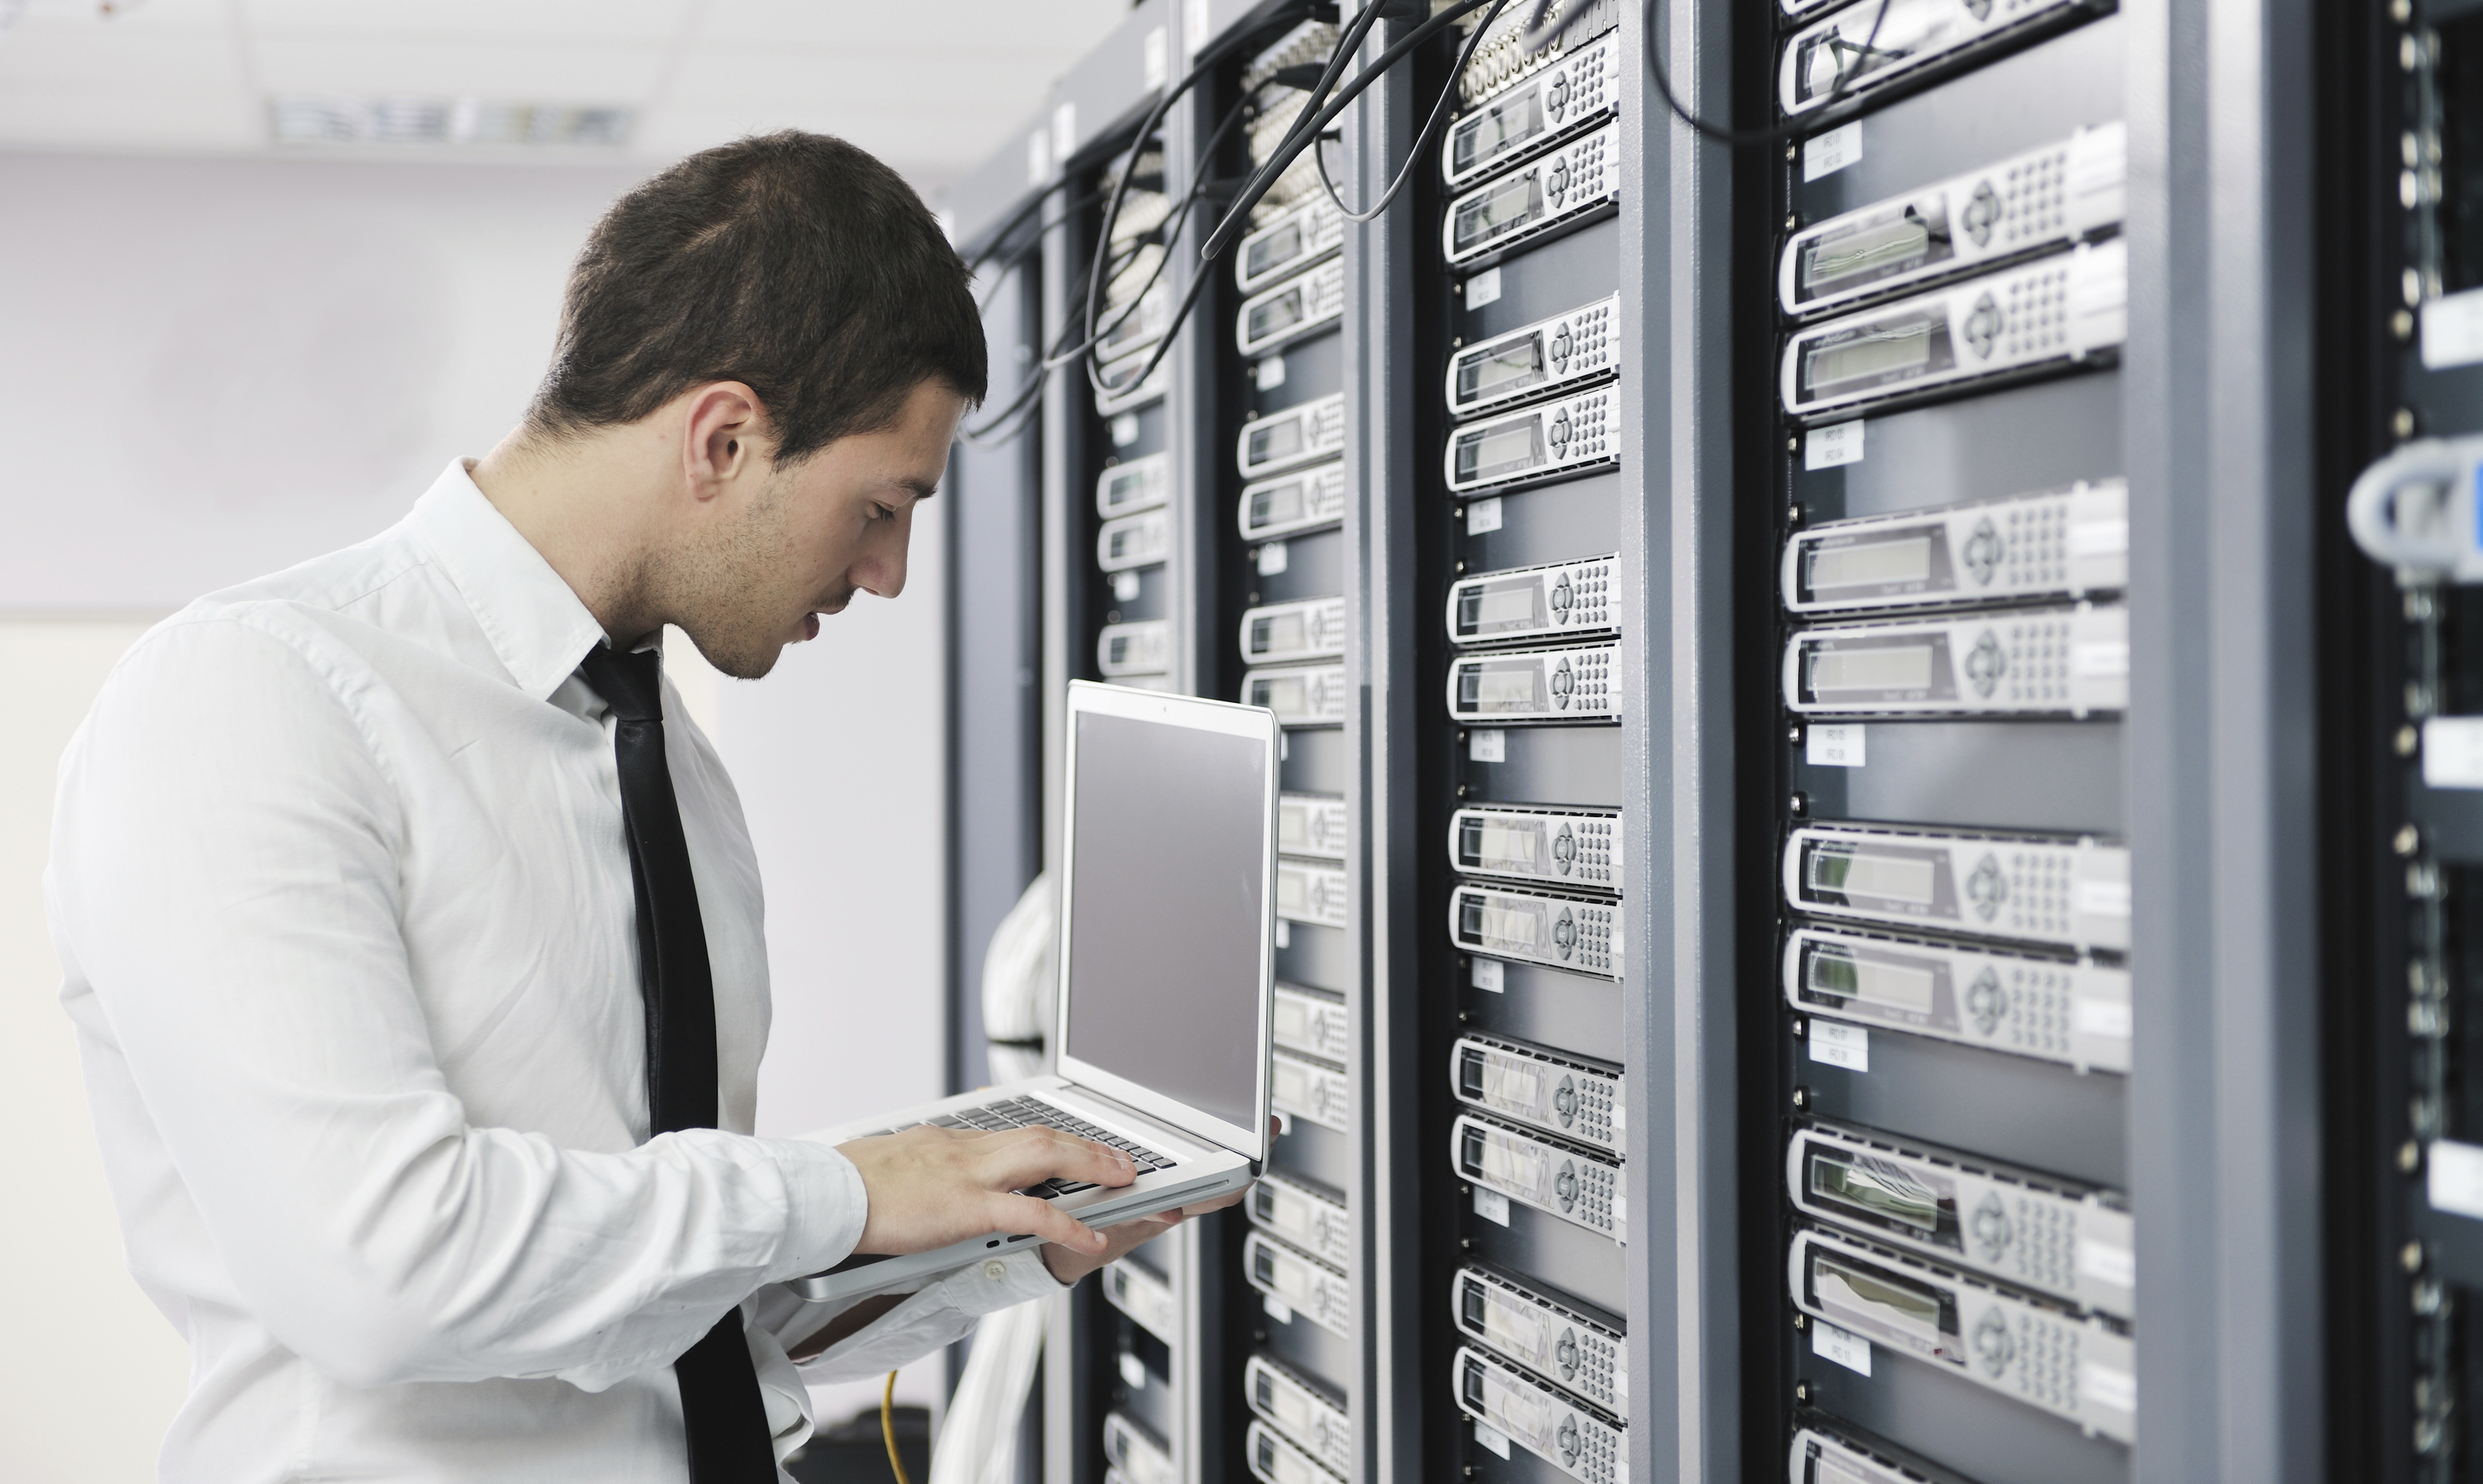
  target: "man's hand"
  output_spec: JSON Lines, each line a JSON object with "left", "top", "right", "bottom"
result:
{"left": 838, "top": 1124, "right": 1137, "bottom": 1258}
{"left": 1037, "top": 1190, "right": 1251, "bottom": 1286}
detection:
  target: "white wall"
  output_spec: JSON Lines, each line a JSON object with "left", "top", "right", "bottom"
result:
{"left": 0, "top": 151, "right": 954, "bottom": 1474}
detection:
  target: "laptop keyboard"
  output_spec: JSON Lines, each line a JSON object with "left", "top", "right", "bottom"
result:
{"left": 919, "top": 1095, "right": 1177, "bottom": 1198}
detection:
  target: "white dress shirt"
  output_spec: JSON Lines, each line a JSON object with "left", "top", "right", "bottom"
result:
{"left": 46, "top": 461, "right": 1061, "bottom": 1484}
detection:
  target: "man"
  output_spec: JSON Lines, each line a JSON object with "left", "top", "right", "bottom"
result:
{"left": 48, "top": 131, "right": 1219, "bottom": 1483}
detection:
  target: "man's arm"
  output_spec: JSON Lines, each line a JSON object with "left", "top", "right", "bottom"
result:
{"left": 49, "top": 616, "right": 1130, "bottom": 1392}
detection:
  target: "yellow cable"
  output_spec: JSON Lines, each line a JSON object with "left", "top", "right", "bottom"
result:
{"left": 881, "top": 1370, "right": 913, "bottom": 1484}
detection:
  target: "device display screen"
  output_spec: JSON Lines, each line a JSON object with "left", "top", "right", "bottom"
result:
{"left": 1462, "top": 816, "right": 1545, "bottom": 873}
{"left": 1811, "top": 642, "right": 1934, "bottom": 694}
{"left": 1808, "top": 847, "right": 1937, "bottom": 905}
{"left": 1248, "top": 286, "right": 1307, "bottom": 342}
{"left": 1804, "top": 944, "right": 1937, "bottom": 1014}
{"left": 1800, "top": 202, "right": 1951, "bottom": 299}
{"left": 1252, "top": 611, "right": 1308, "bottom": 655}
{"left": 1064, "top": 710, "right": 1269, "bottom": 1131}
{"left": 1249, "top": 418, "right": 1305, "bottom": 466}
{"left": 1453, "top": 85, "right": 1546, "bottom": 177}
{"left": 1245, "top": 222, "right": 1303, "bottom": 281}
{"left": 1455, "top": 171, "right": 1545, "bottom": 254}
{"left": 1802, "top": 633, "right": 1956, "bottom": 702}
{"left": 1807, "top": 532, "right": 1938, "bottom": 596}
{"left": 1459, "top": 334, "right": 1549, "bottom": 403}
{"left": 1807, "top": 1149, "right": 1952, "bottom": 1238}
{"left": 1250, "top": 478, "right": 1305, "bottom": 526}
{"left": 1459, "top": 658, "right": 1545, "bottom": 713}
{"left": 1800, "top": 310, "right": 1956, "bottom": 399}
{"left": 1458, "top": 575, "right": 1544, "bottom": 637}
{"left": 1457, "top": 417, "right": 1547, "bottom": 484}
{"left": 1810, "top": 1250, "right": 1955, "bottom": 1354}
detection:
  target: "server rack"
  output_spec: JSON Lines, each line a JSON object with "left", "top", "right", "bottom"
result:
{"left": 936, "top": 2, "right": 2327, "bottom": 1481}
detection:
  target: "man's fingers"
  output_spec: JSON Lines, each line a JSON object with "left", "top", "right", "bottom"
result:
{"left": 980, "top": 1126, "right": 1136, "bottom": 1190}
{"left": 999, "top": 1191, "right": 1109, "bottom": 1253}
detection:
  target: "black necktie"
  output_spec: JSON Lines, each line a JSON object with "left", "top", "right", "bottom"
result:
{"left": 579, "top": 642, "right": 778, "bottom": 1484}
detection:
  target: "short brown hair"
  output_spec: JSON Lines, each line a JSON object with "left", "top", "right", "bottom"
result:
{"left": 527, "top": 130, "right": 986, "bottom": 461}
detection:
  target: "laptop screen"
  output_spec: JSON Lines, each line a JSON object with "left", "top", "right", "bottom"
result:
{"left": 1061, "top": 707, "right": 1271, "bottom": 1134}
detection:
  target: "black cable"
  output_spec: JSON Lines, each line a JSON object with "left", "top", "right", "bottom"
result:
{"left": 960, "top": 175, "right": 1071, "bottom": 279}
{"left": 1313, "top": 0, "right": 1510, "bottom": 223}
{"left": 1643, "top": 0, "right": 1895, "bottom": 148}
{"left": 1075, "top": 40, "right": 1247, "bottom": 386}
{"left": 1200, "top": 0, "right": 1505, "bottom": 261}
{"left": 1056, "top": 93, "right": 1253, "bottom": 375}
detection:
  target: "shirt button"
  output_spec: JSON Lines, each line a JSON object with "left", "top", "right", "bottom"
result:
{"left": 983, "top": 1260, "right": 1009, "bottom": 1281}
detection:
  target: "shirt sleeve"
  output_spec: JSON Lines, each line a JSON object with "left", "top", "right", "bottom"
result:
{"left": 787, "top": 1250, "right": 1070, "bottom": 1384}
{"left": 48, "top": 614, "right": 867, "bottom": 1393}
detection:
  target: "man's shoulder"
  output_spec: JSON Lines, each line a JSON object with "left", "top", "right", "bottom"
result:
{"left": 111, "top": 526, "right": 452, "bottom": 706}
{"left": 191, "top": 520, "right": 434, "bottom": 625}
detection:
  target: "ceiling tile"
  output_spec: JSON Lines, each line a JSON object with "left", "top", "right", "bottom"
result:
{"left": 240, "top": 0, "right": 693, "bottom": 45}
{"left": 662, "top": 46, "right": 1044, "bottom": 113}
{"left": 249, "top": 35, "right": 670, "bottom": 99}
{"left": 0, "top": 88, "right": 260, "bottom": 152}
{"left": 693, "top": 0, "right": 1129, "bottom": 52}
{"left": 0, "top": 24, "right": 244, "bottom": 88}
{"left": 630, "top": 102, "right": 1005, "bottom": 180}
{"left": 10, "top": 0, "right": 230, "bottom": 33}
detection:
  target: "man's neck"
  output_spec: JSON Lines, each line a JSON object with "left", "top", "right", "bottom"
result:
{"left": 470, "top": 429, "right": 668, "bottom": 647}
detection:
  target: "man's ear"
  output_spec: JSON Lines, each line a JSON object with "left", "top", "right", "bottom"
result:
{"left": 680, "top": 382, "right": 768, "bottom": 500}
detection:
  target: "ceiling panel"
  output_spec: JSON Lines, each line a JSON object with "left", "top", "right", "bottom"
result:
{"left": 0, "top": 88, "right": 259, "bottom": 151}
{"left": 250, "top": 36, "right": 671, "bottom": 98}
{"left": 694, "top": 0, "right": 1131, "bottom": 52}
{"left": 240, "top": 0, "right": 695, "bottom": 44}
{"left": 0, "top": 0, "right": 1139, "bottom": 192}
{"left": 0, "top": 26, "right": 242, "bottom": 87}
{"left": 662, "top": 47, "right": 1047, "bottom": 112}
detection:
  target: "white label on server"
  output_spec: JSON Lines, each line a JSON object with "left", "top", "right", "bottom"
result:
{"left": 1467, "top": 496, "right": 1504, "bottom": 534}
{"left": 1121, "top": 1352, "right": 1148, "bottom": 1390}
{"left": 1465, "top": 266, "right": 1503, "bottom": 308}
{"left": 1806, "top": 723, "right": 1865, "bottom": 767}
{"left": 2083, "top": 1361, "right": 2139, "bottom": 1415}
{"left": 1051, "top": 101, "right": 1077, "bottom": 161}
{"left": 1469, "top": 728, "right": 1506, "bottom": 762}
{"left": 2079, "top": 1238, "right": 2137, "bottom": 1289}
{"left": 1184, "top": 0, "right": 1210, "bottom": 55}
{"left": 1801, "top": 121, "right": 1862, "bottom": 182}
{"left": 1111, "top": 412, "right": 1141, "bottom": 447}
{"left": 1809, "top": 1019, "right": 1869, "bottom": 1071}
{"left": 1472, "top": 1421, "right": 1513, "bottom": 1458}
{"left": 1142, "top": 26, "right": 1167, "bottom": 89}
{"left": 2424, "top": 286, "right": 2483, "bottom": 371}
{"left": 1805, "top": 419, "right": 1865, "bottom": 470}
{"left": 1475, "top": 1187, "right": 1511, "bottom": 1224}
{"left": 2426, "top": 716, "right": 2483, "bottom": 788}
{"left": 1258, "top": 540, "right": 1290, "bottom": 575}
{"left": 1275, "top": 919, "right": 1291, "bottom": 949}
{"left": 1026, "top": 129, "right": 1050, "bottom": 186}
{"left": 2073, "top": 994, "right": 2135, "bottom": 1041}
{"left": 1812, "top": 1320, "right": 1872, "bottom": 1376}
{"left": 1264, "top": 1294, "right": 1295, "bottom": 1324}
{"left": 1473, "top": 958, "right": 1506, "bottom": 992}
{"left": 1114, "top": 571, "right": 1141, "bottom": 602}
{"left": 1257, "top": 354, "right": 1288, "bottom": 390}
{"left": 2430, "top": 1138, "right": 2483, "bottom": 1221}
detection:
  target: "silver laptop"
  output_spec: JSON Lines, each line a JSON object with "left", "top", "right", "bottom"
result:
{"left": 790, "top": 681, "right": 1279, "bottom": 1302}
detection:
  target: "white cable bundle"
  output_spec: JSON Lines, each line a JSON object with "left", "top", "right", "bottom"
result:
{"left": 932, "top": 874, "right": 1063, "bottom": 1484}
{"left": 927, "top": 1294, "right": 1056, "bottom": 1484}
{"left": 979, "top": 873, "right": 1056, "bottom": 1074}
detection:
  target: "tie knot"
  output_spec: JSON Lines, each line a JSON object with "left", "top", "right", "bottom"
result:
{"left": 578, "top": 643, "right": 664, "bottom": 723}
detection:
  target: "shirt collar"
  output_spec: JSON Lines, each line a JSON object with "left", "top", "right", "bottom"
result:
{"left": 404, "top": 460, "right": 615, "bottom": 701}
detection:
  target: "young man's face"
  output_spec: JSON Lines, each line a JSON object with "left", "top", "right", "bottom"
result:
{"left": 670, "top": 377, "right": 966, "bottom": 679}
